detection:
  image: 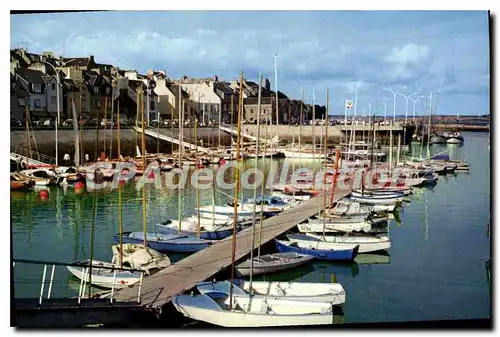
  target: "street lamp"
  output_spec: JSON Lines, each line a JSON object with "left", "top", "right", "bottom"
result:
{"left": 410, "top": 95, "right": 424, "bottom": 122}
{"left": 382, "top": 86, "right": 407, "bottom": 121}
{"left": 397, "top": 91, "right": 418, "bottom": 124}
{"left": 40, "top": 57, "right": 75, "bottom": 166}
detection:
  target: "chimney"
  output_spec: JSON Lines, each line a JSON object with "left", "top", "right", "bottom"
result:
{"left": 213, "top": 75, "right": 218, "bottom": 83}
{"left": 265, "top": 78, "right": 271, "bottom": 92}
{"left": 89, "top": 55, "right": 95, "bottom": 63}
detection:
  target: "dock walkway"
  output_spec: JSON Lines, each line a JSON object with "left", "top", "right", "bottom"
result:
{"left": 133, "top": 127, "right": 212, "bottom": 153}
{"left": 114, "top": 187, "right": 351, "bottom": 309}
{"left": 218, "top": 125, "right": 275, "bottom": 145}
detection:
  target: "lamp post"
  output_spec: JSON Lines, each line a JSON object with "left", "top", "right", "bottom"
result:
{"left": 382, "top": 85, "right": 406, "bottom": 171}
{"left": 397, "top": 91, "right": 418, "bottom": 124}
{"left": 410, "top": 95, "right": 424, "bottom": 122}
{"left": 383, "top": 86, "right": 407, "bottom": 122}
{"left": 40, "top": 57, "right": 75, "bottom": 166}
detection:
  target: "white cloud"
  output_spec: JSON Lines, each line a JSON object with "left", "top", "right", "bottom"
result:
{"left": 385, "top": 43, "right": 430, "bottom": 65}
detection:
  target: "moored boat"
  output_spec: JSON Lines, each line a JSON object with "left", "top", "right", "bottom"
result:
{"left": 274, "top": 239, "right": 359, "bottom": 261}
{"left": 236, "top": 252, "right": 314, "bottom": 277}
{"left": 197, "top": 279, "right": 345, "bottom": 305}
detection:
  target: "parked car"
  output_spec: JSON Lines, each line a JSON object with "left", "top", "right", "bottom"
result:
{"left": 62, "top": 119, "right": 73, "bottom": 127}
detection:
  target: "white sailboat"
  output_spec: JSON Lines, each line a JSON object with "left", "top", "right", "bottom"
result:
{"left": 287, "top": 233, "right": 391, "bottom": 253}
{"left": 172, "top": 292, "right": 338, "bottom": 327}
{"left": 66, "top": 244, "right": 171, "bottom": 289}
{"left": 236, "top": 252, "right": 314, "bottom": 277}
{"left": 197, "top": 279, "right": 345, "bottom": 305}
{"left": 298, "top": 220, "right": 372, "bottom": 234}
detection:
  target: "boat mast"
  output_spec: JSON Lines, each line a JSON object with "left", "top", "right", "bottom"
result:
{"left": 328, "top": 149, "right": 341, "bottom": 215}
{"left": 229, "top": 71, "right": 244, "bottom": 310}
{"left": 426, "top": 92, "right": 433, "bottom": 160}
{"left": 94, "top": 99, "right": 100, "bottom": 163}
{"left": 195, "top": 111, "right": 201, "bottom": 239}
{"left": 140, "top": 87, "right": 148, "bottom": 247}
{"left": 117, "top": 98, "right": 123, "bottom": 268}
{"left": 103, "top": 96, "right": 107, "bottom": 159}
{"left": 249, "top": 73, "right": 262, "bottom": 293}
{"left": 177, "top": 79, "right": 183, "bottom": 235}
{"left": 312, "top": 90, "right": 317, "bottom": 188}
{"left": 299, "top": 87, "right": 303, "bottom": 164}
{"left": 71, "top": 97, "right": 80, "bottom": 167}
{"left": 274, "top": 54, "right": 280, "bottom": 147}
{"left": 257, "top": 111, "right": 269, "bottom": 258}
{"left": 322, "top": 89, "right": 329, "bottom": 236}
{"left": 25, "top": 106, "right": 30, "bottom": 168}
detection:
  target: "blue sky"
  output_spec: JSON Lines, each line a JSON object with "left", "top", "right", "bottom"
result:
{"left": 10, "top": 10, "right": 490, "bottom": 116}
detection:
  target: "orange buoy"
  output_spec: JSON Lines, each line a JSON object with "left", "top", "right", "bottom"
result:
{"left": 38, "top": 189, "right": 49, "bottom": 199}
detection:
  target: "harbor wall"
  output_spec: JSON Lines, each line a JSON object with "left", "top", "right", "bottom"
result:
{"left": 10, "top": 128, "right": 233, "bottom": 163}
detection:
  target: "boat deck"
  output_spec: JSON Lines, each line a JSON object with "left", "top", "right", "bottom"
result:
{"left": 113, "top": 187, "right": 352, "bottom": 309}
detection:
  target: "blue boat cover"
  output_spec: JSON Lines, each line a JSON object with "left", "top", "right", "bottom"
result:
{"left": 431, "top": 154, "right": 450, "bottom": 161}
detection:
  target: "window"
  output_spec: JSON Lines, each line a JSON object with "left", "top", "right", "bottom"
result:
{"left": 17, "top": 98, "right": 26, "bottom": 107}
{"left": 150, "top": 100, "right": 155, "bottom": 111}
{"left": 93, "top": 100, "right": 101, "bottom": 109}
{"left": 34, "top": 99, "right": 42, "bottom": 108}
{"left": 51, "top": 83, "right": 56, "bottom": 90}
{"left": 250, "top": 109, "right": 254, "bottom": 115}
{"left": 32, "top": 83, "right": 43, "bottom": 93}
{"left": 50, "top": 96, "right": 57, "bottom": 106}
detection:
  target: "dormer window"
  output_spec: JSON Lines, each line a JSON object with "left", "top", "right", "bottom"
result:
{"left": 32, "top": 83, "right": 43, "bottom": 93}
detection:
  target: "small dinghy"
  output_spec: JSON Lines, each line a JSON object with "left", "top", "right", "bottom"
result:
{"left": 197, "top": 279, "right": 345, "bottom": 305}
{"left": 350, "top": 194, "right": 403, "bottom": 205}
{"left": 114, "top": 231, "right": 215, "bottom": 253}
{"left": 172, "top": 291, "right": 338, "bottom": 327}
{"left": 66, "top": 244, "right": 171, "bottom": 289}
{"left": 156, "top": 220, "right": 234, "bottom": 240}
{"left": 287, "top": 233, "right": 391, "bottom": 254}
{"left": 339, "top": 199, "right": 396, "bottom": 213}
{"left": 236, "top": 252, "right": 314, "bottom": 277}
{"left": 298, "top": 219, "right": 372, "bottom": 234}
{"left": 275, "top": 239, "right": 359, "bottom": 261}
{"left": 352, "top": 188, "right": 412, "bottom": 196}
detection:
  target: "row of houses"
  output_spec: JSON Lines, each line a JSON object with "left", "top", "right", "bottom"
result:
{"left": 10, "top": 48, "right": 326, "bottom": 126}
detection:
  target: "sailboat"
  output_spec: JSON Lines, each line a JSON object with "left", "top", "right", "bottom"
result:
{"left": 286, "top": 234, "right": 391, "bottom": 254}
{"left": 66, "top": 244, "right": 171, "bottom": 289}
{"left": 196, "top": 279, "right": 345, "bottom": 305}
{"left": 172, "top": 73, "right": 342, "bottom": 327}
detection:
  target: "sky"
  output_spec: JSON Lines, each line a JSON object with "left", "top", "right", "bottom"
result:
{"left": 10, "top": 10, "right": 490, "bottom": 116}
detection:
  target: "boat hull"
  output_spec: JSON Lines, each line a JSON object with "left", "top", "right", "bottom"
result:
{"left": 66, "top": 260, "right": 141, "bottom": 289}
{"left": 288, "top": 234, "right": 391, "bottom": 254}
{"left": 274, "top": 239, "right": 359, "bottom": 261}
{"left": 236, "top": 252, "right": 314, "bottom": 276}
{"left": 114, "top": 232, "right": 212, "bottom": 253}
{"left": 172, "top": 293, "right": 339, "bottom": 327}
{"left": 197, "top": 280, "right": 346, "bottom": 305}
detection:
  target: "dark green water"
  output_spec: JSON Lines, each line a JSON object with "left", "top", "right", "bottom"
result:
{"left": 11, "top": 133, "right": 491, "bottom": 324}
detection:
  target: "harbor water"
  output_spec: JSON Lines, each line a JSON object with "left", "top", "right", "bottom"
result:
{"left": 11, "top": 132, "right": 490, "bottom": 324}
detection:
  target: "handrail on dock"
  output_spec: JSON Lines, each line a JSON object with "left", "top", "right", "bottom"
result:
{"left": 13, "top": 258, "right": 145, "bottom": 306}
{"left": 10, "top": 145, "right": 56, "bottom": 164}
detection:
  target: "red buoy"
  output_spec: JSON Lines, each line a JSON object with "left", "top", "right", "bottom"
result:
{"left": 74, "top": 181, "right": 85, "bottom": 190}
{"left": 38, "top": 190, "right": 49, "bottom": 199}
